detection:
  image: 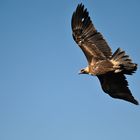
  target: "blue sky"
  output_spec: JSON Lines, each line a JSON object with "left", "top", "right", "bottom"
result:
{"left": 0, "top": 0, "right": 140, "bottom": 140}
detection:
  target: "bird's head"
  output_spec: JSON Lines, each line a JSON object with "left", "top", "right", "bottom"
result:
{"left": 79, "top": 67, "right": 89, "bottom": 74}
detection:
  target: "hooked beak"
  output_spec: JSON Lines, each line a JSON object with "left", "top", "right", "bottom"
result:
{"left": 78, "top": 71, "right": 82, "bottom": 75}
{"left": 78, "top": 69, "right": 87, "bottom": 75}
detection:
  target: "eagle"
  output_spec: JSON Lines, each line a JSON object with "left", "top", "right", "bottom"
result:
{"left": 71, "top": 3, "right": 139, "bottom": 105}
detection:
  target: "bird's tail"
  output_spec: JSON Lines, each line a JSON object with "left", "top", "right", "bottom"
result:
{"left": 111, "top": 48, "right": 137, "bottom": 75}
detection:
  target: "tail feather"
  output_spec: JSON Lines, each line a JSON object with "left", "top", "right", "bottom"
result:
{"left": 111, "top": 48, "right": 137, "bottom": 75}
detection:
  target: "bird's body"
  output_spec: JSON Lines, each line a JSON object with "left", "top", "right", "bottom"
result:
{"left": 71, "top": 3, "right": 138, "bottom": 105}
{"left": 81, "top": 59, "right": 114, "bottom": 75}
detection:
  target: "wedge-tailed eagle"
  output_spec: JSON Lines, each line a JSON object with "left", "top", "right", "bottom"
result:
{"left": 71, "top": 3, "right": 138, "bottom": 105}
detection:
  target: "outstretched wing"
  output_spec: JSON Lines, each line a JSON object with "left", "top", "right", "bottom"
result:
{"left": 71, "top": 3, "right": 112, "bottom": 64}
{"left": 97, "top": 73, "right": 139, "bottom": 105}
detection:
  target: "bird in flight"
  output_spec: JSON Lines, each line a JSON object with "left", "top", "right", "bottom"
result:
{"left": 71, "top": 3, "right": 138, "bottom": 105}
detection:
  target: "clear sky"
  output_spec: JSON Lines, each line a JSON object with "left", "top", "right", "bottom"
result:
{"left": 0, "top": 0, "right": 140, "bottom": 140}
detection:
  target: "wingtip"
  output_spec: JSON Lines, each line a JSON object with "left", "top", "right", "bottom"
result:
{"left": 124, "top": 96, "right": 139, "bottom": 105}
{"left": 132, "top": 99, "right": 139, "bottom": 105}
{"left": 78, "top": 3, "right": 84, "bottom": 7}
{"left": 76, "top": 3, "right": 85, "bottom": 13}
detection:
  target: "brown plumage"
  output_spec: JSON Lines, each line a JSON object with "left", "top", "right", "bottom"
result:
{"left": 71, "top": 3, "right": 138, "bottom": 105}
